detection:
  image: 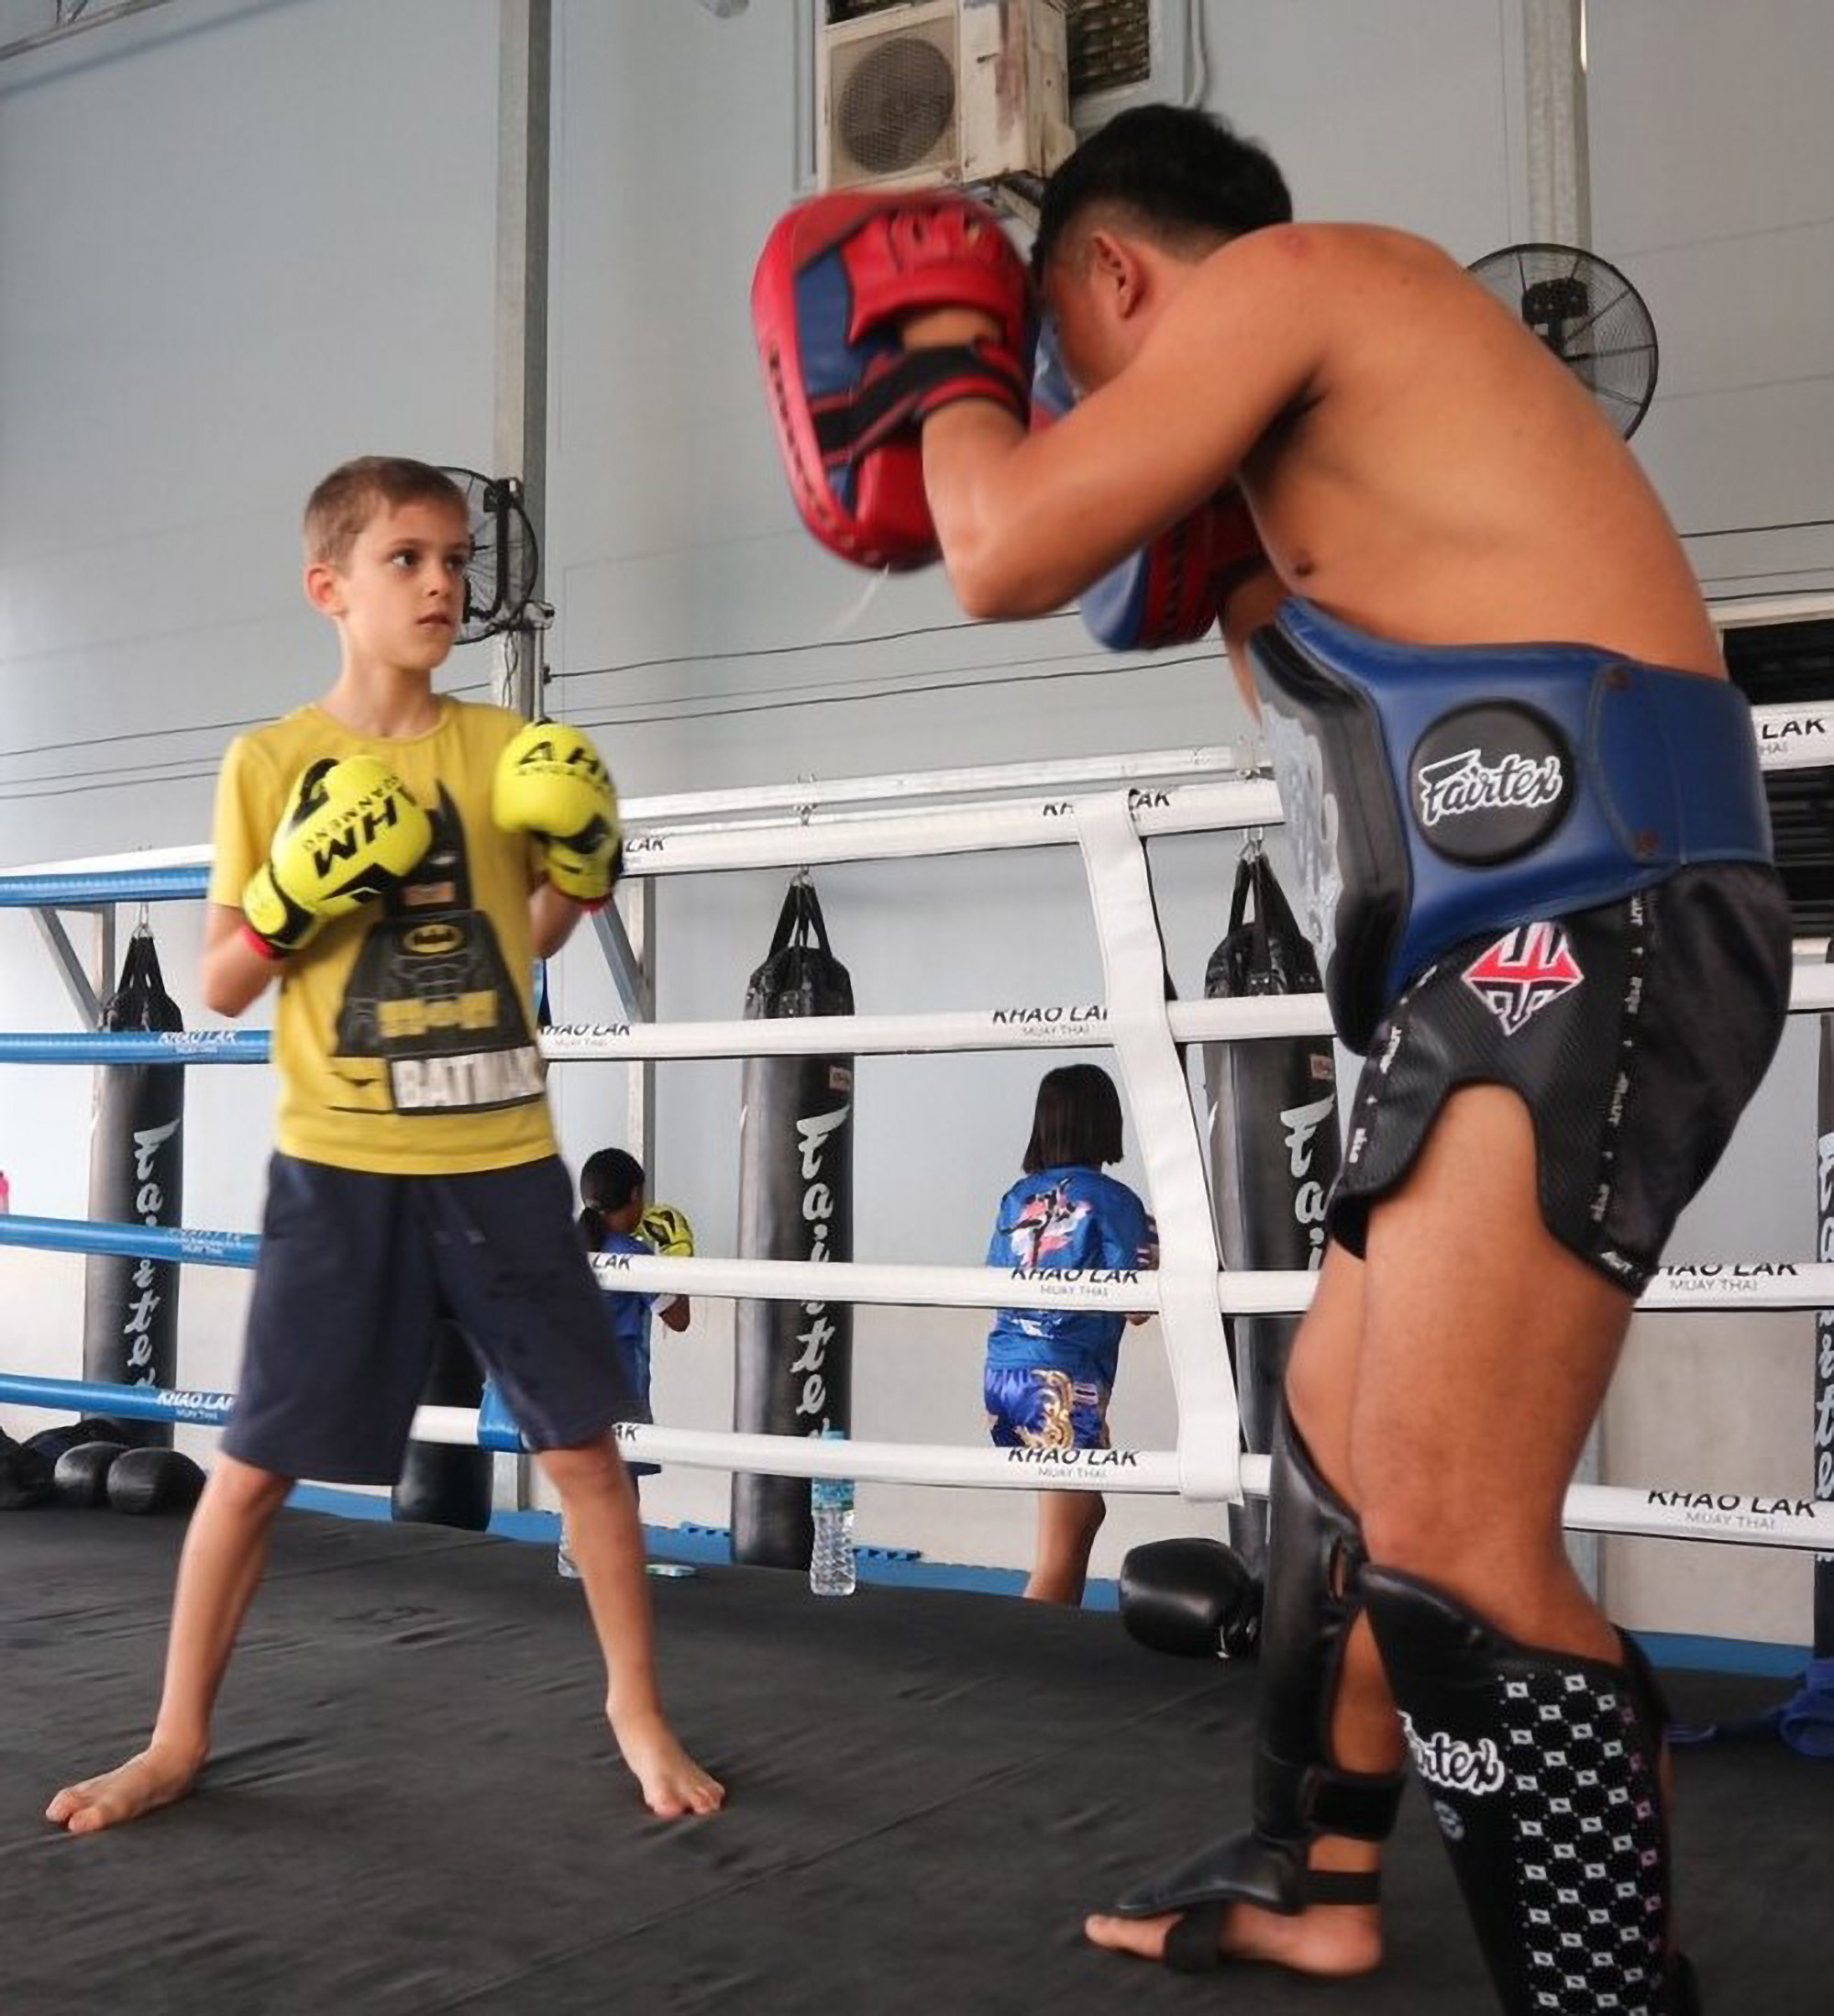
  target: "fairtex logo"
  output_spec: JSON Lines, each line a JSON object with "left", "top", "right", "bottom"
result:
{"left": 1398, "top": 1711, "right": 1507, "bottom": 1796}
{"left": 1280, "top": 1092, "right": 1336, "bottom": 1265}
{"left": 1415, "top": 748, "right": 1564, "bottom": 826}
{"left": 1462, "top": 923, "right": 1583, "bottom": 1036}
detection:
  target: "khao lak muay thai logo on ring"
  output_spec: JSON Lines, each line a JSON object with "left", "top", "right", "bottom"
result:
{"left": 1410, "top": 703, "right": 1574, "bottom": 865}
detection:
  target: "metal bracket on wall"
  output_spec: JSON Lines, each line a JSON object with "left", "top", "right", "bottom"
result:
{"left": 30, "top": 903, "right": 114, "bottom": 1028}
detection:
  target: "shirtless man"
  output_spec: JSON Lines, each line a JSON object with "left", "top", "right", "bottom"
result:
{"left": 753, "top": 105, "right": 1788, "bottom": 2014}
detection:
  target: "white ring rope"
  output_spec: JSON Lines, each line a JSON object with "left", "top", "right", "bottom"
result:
{"left": 1, "top": 718, "right": 1829, "bottom": 1545}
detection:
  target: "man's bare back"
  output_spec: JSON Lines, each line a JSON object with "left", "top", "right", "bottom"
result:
{"left": 1233, "top": 224, "right": 1720, "bottom": 679}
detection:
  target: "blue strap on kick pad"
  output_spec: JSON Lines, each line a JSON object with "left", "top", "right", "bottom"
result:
{"left": 1249, "top": 598, "right": 1773, "bottom": 1052}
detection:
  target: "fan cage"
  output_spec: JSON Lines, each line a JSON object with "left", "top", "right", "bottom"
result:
{"left": 1468, "top": 241, "right": 1658, "bottom": 439}
{"left": 830, "top": 13, "right": 958, "bottom": 184}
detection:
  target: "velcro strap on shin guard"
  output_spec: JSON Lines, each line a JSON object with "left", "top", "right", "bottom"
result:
{"left": 1256, "top": 1408, "right": 1406, "bottom": 1846}
{"left": 1364, "top": 1567, "right": 1674, "bottom": 2016}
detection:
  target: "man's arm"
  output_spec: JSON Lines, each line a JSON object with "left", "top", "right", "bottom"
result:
{"left": 918, "top": 229, "right": 1323, "bottom": 619}
{"left": 200, "top": 903, "right": 278, "bottom": 1018}
{"left": 656, "top": 1295, "right": 691, "bottom": 1335}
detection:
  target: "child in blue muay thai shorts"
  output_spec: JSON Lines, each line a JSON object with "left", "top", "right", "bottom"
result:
{"left": 984, "top": 1063, "right": 1157, "bottom": 1605}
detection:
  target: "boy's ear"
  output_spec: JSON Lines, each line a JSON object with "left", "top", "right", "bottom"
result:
{"left": 304, "top": 559, "right": 345, "bottom": 616}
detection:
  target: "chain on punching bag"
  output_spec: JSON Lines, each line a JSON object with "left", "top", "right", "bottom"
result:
{"left": 1204, "top": 849, "right": 1338, "bottom": 1577}
{"left": 83, "top": 925, "right": 185, "bottom": 1450}
{"left": 732, "top": 878, "right": 855, "bottom": 1568}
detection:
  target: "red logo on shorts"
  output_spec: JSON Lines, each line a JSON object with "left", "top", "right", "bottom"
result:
{"left": 1462, "top": 923, "right": 1583, "bottom": 1036}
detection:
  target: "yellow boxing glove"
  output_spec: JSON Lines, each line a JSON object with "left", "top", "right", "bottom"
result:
{"left": 492, "top": 719, "right": 621, "bottom": 907}
{"left": 241, "top": 757, "right": 433, "bottom": 958}
{"left": 637, "top": 1204, "right": 695, "bottom": 1258}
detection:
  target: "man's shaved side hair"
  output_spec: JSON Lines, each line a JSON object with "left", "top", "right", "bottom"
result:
{"left": 1033, "top": 103, "right": 1293, "bottom": 280}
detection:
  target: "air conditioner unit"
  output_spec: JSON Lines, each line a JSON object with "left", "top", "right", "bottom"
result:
{"left": 818, "top": 0, "right": 1075, "bottom": 194}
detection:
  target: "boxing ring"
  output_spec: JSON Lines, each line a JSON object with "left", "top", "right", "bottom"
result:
{"left": 2, "top": 633, "right": 1831, "bottom": 2012}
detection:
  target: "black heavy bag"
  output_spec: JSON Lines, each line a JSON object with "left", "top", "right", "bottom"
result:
{"left": 83, "top": 925, "right": 184, "bottom": 1450}
{"left": 732, "top": 878, "right": 855, "bottom": 1568}
{"left": 1203, "top": 850, "right": 1338, "bottom": 1576}
{"left": 392, "top": 1318, "right": 492, "bottom": 1531}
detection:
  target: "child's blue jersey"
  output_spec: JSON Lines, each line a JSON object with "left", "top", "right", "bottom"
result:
{"left": 596, "top": 1228, "right": 658, "bottom": 1409}
{"left": 984, "top": 1165, "right": 1155, "bottom": 1387}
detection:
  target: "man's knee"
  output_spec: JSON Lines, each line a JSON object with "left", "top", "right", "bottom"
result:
{"left": 1357, "top": 1479, "right": 1548, "bottom": 1598}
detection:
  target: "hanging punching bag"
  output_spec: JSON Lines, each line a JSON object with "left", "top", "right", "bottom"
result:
{"left": 733, "top": 878, "right": 855, "bottom": 1568}
{"left": 391, "top": 1317, "right": 492, "bottom": 1531}
{"left": 1203, "top": 849, "right": 1338, "bottom": 1577}
{"left": 83, "top": 925, "right": 185, "bottom": 1450}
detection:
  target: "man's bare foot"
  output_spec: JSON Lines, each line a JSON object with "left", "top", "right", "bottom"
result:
{"left": 1084, "top": 1897, "right": 1381, "bottom": 1977}
{"left": 45, "top": 1740, "right": 205, "bottom": 1836}
{"left": 609, "top": 1704, "right": 724, "bottom": 1818}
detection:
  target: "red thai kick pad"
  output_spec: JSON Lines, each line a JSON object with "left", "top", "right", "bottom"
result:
{"left": 751, "top": 192, "right": 1034, "bottom": 570}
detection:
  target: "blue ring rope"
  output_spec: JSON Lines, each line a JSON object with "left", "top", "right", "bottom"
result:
{"left": 0, "top": 1213, "right": 259, "bottom": 1268}
{"left": 0, "top": 1371, "right": 237, "bottom": 1427}
{"left": 0, "top": 1031, "right": 271, "bottom": 1064}
{"left": 0, "top": 865, "right": 209, "bottom": 907}
{"left": 0, "top": 1369, "right": 515, "bottom": 1451}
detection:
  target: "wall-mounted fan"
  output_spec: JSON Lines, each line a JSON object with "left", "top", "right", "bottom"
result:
{"left": 438, "top": 467, "right": 540, "bottom": 643}
{"left": 1465, "top": 242, "right": 1659, "bottom": 439}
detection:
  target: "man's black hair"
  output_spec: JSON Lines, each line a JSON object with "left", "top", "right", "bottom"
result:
{"left": 1022, "top": 1064, "right": 1126, "bottom": 1174}
{"left": 1033, "top": 103, "right": 1293, "bottom": 279}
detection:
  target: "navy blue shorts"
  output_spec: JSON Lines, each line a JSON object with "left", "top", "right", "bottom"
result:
{"left": 985, "top": 1363, "right": 1111, "bottom": 1453}
{"left": 222, "top": 1153, "right": 637, "bottom": 1484}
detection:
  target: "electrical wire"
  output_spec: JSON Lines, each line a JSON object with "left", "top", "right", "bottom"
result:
{"left": 0, "top": 648, "right": 1220, "bottom": 803}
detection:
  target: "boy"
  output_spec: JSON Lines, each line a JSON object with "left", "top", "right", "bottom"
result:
{"left": 46, "top": 456, "right": 722, "bottom": 1831}
{"left": 753, "top": 105, "right": 1787, "bottom": 2013}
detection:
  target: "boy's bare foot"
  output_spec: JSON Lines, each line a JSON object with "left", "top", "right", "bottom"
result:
{"left": 45, "top": 1740, "right": 206, "bottom": 1835}
{"left": 1084, "top": 1895, "right": 1382, "bottom": 1977}
{"left": 609, "top": 1703, "right": 724, "bottom": 1818}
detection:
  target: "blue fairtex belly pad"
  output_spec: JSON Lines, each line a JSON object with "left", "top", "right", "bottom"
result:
{"left": 1248, "top": 599, "right": 1774, "bottom": 1053}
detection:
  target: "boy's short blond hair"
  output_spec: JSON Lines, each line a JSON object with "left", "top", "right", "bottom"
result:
{"left": 304, "top": 457, "right": 470, "bottom": 568}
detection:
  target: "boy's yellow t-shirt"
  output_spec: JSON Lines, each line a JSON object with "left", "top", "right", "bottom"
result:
{"left": 207, "top": 697, "right": 558, "bottom": 1175}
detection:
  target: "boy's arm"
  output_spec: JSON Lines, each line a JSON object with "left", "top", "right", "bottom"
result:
{"left": 656, "top": 1295, "right": 691, "bottom": 1335}
{"left": 203, "top": 737, "right": 278, "bottom": 1018}
{"left": 529, "top": 881, "right": 589, "bottom": 960}
{"left": 201, "top": 903, "right": 278, "bottom": 1018}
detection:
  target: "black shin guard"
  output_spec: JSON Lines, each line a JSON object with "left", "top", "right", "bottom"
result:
{"left": 1363, "top": 1567, "right": 1696, "bottom": 2015}
{"left": 1115, "top": 1407, "right": 1404, "bottom": 1919}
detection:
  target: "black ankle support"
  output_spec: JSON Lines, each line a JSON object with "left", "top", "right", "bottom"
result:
{"left": 1253, "top": 1406, "right": 1407, "bottom": 1849}
{"left": 1363, "top": 1566, "right": 1686, "bottom": 2015}
{"left": 1112, "top": 1405, "right": 1403, "bottom": 1922}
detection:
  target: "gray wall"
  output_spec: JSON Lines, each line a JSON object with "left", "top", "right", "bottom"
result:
{"left": 0, "top": 0, "right": 1825, "bottom": 1633}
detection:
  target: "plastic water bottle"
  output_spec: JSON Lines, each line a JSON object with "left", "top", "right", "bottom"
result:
{"left": 809, "top": 1425, "right": 856, "bottom": 1597}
